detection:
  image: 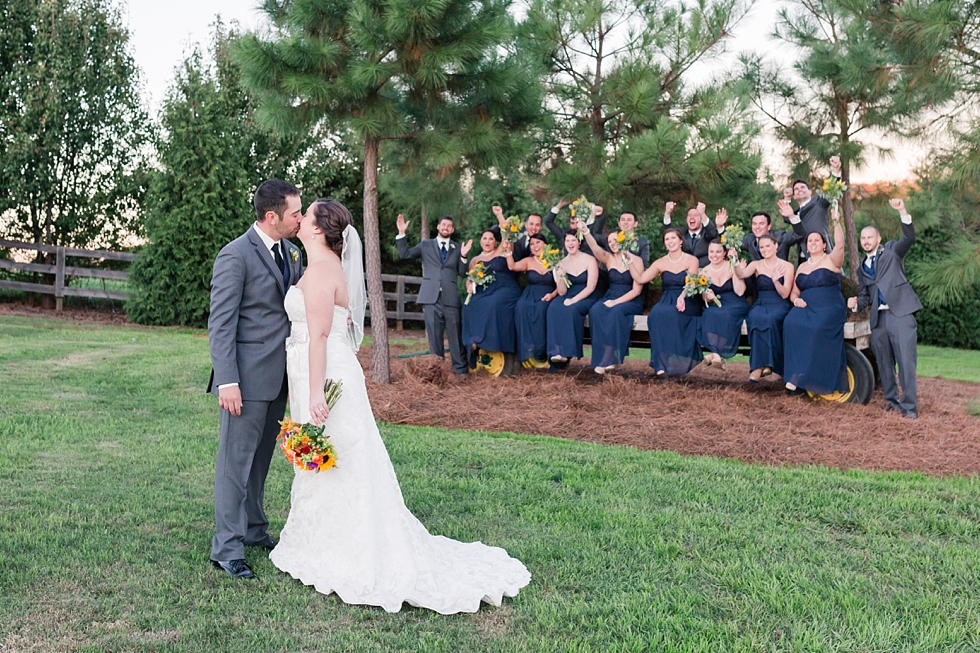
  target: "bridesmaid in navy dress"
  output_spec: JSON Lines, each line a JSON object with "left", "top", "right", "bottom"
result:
{"left": 783, "top": 215, "right": 848, "bottom": 395}
{"left": 546, "top": 229, "right": 599, "bottom": 363}
{"left": 581, "top": 228, "right": 644, "bottom": 374}
{"left": 630, "top": 228, "right": 701, "bottom": 377}
{"left": 461, "top": 230, "right": 522, "bottom": 366}
{"left": 506, "top": 233, "right": 558, "bottom": 366}
{"left": 698, "top": 239, "right": 749, "bottom": 370}
{"left": 736, "top": 233, "right": 794, "bottom": 382}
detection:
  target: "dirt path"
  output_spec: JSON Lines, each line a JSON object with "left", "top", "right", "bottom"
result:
{"left": 364, "top": 332, "right": 980, "bottom": 477}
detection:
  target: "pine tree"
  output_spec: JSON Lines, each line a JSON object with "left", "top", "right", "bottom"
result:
{"left": 741, "top": 0, "right": 956, "bottom": 278}
{"left": 235, "top": 0, "right": 543, "bottom": 383}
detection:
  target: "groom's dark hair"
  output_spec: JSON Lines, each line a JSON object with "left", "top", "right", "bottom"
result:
{"left": 254, "top": 179, "right": 301, "bottom": 222}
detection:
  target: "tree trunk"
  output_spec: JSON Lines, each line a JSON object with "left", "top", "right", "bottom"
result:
{"left": 362, "top": 136, "right": 391, "bottom": 384}
{"left": 420, "top": 202, "right": 430, "bottom": 241}
{"left": 839, "top": 158, "right": 859, "bottom": 280}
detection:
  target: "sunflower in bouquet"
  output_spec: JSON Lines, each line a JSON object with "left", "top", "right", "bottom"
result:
{"left": 277, "top": 380, "right": 343, "bottom": 472}
{"left": 568, "top": 195, "right": 593, "bottom": 240}
{"left": 538, "top": 246, "right": 570, "bottom": 288}
{"left": 500, "top": 215, "right": 524, "bottom": 243}
{"left": 816, "top": 175, "right": 848, "bottom": 211}
{"left": 719, "top": 224, "right": 746, "bottom": 273}
{"left": 464, "top": 261, "right": 495, "bottom": 305}
{"left": 615, "top": 230, "right": 639, "bottom": 267}
{"left": 685, "top": 271, "right": 720, "bottom": 307}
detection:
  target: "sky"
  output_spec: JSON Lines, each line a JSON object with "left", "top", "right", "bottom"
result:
{"left": 122, "top": 0, "right": 922, "bottom": 183}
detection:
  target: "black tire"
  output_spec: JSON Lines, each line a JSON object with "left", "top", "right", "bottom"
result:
{"left": 501, "top": 352, "right": 517, "bottom": 377}
{"left": 845, "top": 344, "right": 874, "bottom": 405}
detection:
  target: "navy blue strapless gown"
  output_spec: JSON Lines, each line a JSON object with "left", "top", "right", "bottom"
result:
{"left": 783, "top": 268, "right": 848, "bottom": 393}
{"left": 649, "top": 270, "right": 703, "bottom": 376}
{"left": 746, "top": 274, "right": 791, "bottom": 375}
{"left": 515, "top": 269, "right": 557, "bottom": 362}
{"left": 698, "top": 278, "right": 749, "bottom": 359}
{"left": 546, "top": 270, "right": 598, "bottom": 359}
{"left": 461, "top": 257, "right": 521, "bottom": 355}
{"left": 589, "top": 268, "right": 642, "bottom": 368}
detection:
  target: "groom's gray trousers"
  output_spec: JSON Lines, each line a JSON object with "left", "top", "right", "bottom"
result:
{"left": 211, "top": 375, "right": 288, "bottom": 561}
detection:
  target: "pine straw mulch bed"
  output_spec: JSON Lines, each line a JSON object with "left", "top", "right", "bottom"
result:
{"left": 363, "top": 333, "right": 980, "bottom": 478}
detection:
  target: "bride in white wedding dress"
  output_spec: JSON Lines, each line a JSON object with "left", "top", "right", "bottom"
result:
{"left": 270, "top": 199, "right": 530, "bottom": 614}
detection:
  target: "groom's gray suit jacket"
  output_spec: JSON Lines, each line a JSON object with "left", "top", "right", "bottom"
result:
{"left": 207, "top": 228, "right": 303, "bottom": 399}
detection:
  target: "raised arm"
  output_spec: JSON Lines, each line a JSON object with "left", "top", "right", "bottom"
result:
{"left": 589, "top": 204, "right": 607, "bottom": 234}
{"left": 581, "top": 225, "right": 614, "bottom": 267}
{"left": 772, "top": 261, "right": 795, "bottom": 299}
{"left": 544, "top": 199, "right": 568, "bottom": 242}
{"left": 889, "top": 198, "right": 916, "bottom": 257}
{"left": 778, "top": 199, "right": 805, "bottom": 238}
{"left": 829, "top": 210, "right": 846, "bottom": 269}
{"left": 395, "top": 214, "right": 423, "bottom": 259}
{"left": 661, "top": 201, "right": 676, "bottom": 228}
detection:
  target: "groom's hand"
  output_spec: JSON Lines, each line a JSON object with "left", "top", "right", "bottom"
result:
{"left": 218, "top": 386, "right": 243, "bottom": 416}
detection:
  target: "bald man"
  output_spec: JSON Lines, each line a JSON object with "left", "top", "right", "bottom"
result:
{"left": 847, "top": 199, "right": 922, "bottom": 418}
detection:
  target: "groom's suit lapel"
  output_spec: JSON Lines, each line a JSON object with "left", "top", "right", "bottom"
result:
{"left": 247, "top": 228, "right": 285, "bottom": 295}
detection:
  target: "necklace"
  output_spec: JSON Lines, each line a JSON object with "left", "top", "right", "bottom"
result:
{"left": 763, "top": 256, "right": 778, "bottom": 270}
{"left": 708, "top": 261, "right": 726, "bottom": 274}
{"left": 809, "top": 252, "right": 827, "bottom": 267}
{"left": 667, "top": 250, "right": 683, "bottom": 263}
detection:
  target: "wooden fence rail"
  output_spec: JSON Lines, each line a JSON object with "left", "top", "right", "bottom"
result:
{"left": 380, "top": 273, "right": 424, "bottom": 327}
{"left": 0, "top": 238, "right": 135, "bottom": 310}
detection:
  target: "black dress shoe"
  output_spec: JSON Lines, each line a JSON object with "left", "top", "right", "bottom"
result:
{"left": 211, "top": 559, "right": 256, "bottom": 579}
{"left": 785, "top": 386, "right": 806, "bottom": 397}
{"left": 249, "top": 540, "right": 276, "bottom": 552}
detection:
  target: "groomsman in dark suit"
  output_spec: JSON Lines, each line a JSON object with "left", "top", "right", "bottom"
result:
{"left": 662, "top": 201, "right": 719, "bottom": 267}
{"left": 395, "top": 214, "right": 473, "bottom": 376}
{"left": 544, "top": 198, "right": 607, "bottom": 256}
{"left": 599, "top": 210, "right": 651, "bottom": 267}
{"left": 489, "top": 206, "right": 545, "bottom": 261}
{"left": 777, "top": 155, "right": 842, "bottom": 263}
{"left": 742, "top": 211, "right": 801, "bottom": 262}
{"left": 848, "top": 198, "right": 922, "bottom": 419}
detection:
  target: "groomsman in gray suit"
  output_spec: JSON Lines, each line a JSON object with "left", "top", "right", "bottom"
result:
{"left": 848, "top": 198, "right": 922, "bottom": 419}
{"left": 207, "top": 179, "right": 304, "bottom": 578}
{"left": 395, "top": 213, "right": 472, "bottom": 375}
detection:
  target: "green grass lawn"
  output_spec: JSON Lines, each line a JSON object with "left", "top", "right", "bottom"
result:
{"left": 2, "top": 315, "right": 980, "bottom": 652}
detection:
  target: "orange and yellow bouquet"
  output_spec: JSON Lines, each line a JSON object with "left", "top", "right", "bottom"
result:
{"left": 277, "top": 379, "right": 343, "bottom": 472}
{"left": 615, "top": 230, "right": 639, "bottom": 267}
{"left": 685, "top": 271, "right": 720, "bottom": 307}
{"left": 816, "top": 176, "right": 848, "bottom": 211}
{"left": 464, "top": 261, "right": 495, "bottom": 305}
{"left": 538, "top": 246, "right": 570, "bottom": 288}
{"left": 568, "top": 195, "right": 593, "bottom": 240}
{"left": 500, "top": 215, "right": 524, "bottom": 243}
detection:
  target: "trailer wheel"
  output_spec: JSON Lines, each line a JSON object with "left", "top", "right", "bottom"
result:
{"left": 809, "top": 344, "right": 874, "bottom": 405}
{"left": 473, "top": 350, "right": 517, "bottom": 377}
{"left": 522, "top": 355, "right": 549, "bottom": 370}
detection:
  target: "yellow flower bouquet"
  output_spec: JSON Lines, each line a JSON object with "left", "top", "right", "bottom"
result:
{"left": 464, "top": 261, "right": 495, "bottom": 305}
{"left": 816, "top": 176, "right": 848, "bottom": 211}
{"left": 501, "top": 215, "right": 524, "bottom": 243}
{"left": 685, "top": 271, "right": 720, "bottom": 307}
{"left": 277, "top": 379, "right": 343, "bottom": 472}
{"left": 615, "top": 230, "right": 638, "bottom": 267}
{"left": 568, "top": 195, "right": 593, "bottom": 240}
{"left": 538, "top": 246, "right": 569, "bottom": 288}
{"left": 719, "top": 224, "right": 746, "bottom": 273}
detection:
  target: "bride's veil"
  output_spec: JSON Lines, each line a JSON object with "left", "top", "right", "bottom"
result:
{"left": 342, "top": 223, "right": 366, "bottom": 352}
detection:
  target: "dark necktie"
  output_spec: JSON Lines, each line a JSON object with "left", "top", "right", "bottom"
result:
{"left": 867, "top": 255, "right": 885, "bottom": 305}
{"left": 273, "top": 243, "right": 289, "bottom": 286}
{"left": 439, "top": 242, "right": 448, "bottom": 264}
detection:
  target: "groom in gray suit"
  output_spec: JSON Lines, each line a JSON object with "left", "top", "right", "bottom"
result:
{"left": 207, "top": 179, "right": 304, "bottom": 579}
{"left": 395, "top": 213, "right": 472, "bottom": 375}
{"left": 848, "top": 198, "right": 922, "bottom": 419}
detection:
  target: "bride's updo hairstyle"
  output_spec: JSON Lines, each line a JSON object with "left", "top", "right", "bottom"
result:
{"left": 311, "top": 199, "right": 353, "bottom": 258}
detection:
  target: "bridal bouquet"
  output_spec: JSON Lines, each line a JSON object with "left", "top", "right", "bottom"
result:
{"left": 816, "top": 176, "right": 848, "bottom": 211}
{"left": 615, "top": 230, "right": 639, "bottom": 267}
{"left": 685, "top": 272, "right": 720, "bottom": 307}
{"left": 719, "top": 224, "right": 746, "bottom": 273}
{"left": 277, "top": 379, "right": 344, "bottom": 472}
{"left": 464, "top": 262, "right": 495, "bottom": 305}
{"left": 500, "top": 215, "right": 524, "bottom": 243}
{"left": 538, "top": 246, "right": 570, "bottom": 288}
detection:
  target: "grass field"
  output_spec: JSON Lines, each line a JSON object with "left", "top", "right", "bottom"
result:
{"left": 2, "top": 315, "right": 980, "bottom": 652}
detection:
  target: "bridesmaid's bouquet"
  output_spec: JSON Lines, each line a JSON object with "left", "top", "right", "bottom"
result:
{"left": 464, "top": 261, "right": 495, "bottom": 305}
{"left": 685, "top": 271, "right": 720, "bottom": 307}
{"left": 615, "top": 230, "right": 639, "bottom": 267}
{"left": 816, "top": 176, "right": 848, "bottom": 211}
{"left": 538, "top": 246, "right": 570, "bottom": 288}
{"left": 278, "top": 379, "right": 344, "bottom": 472}
{"left": 501, "top": 215, "right": 524, "bottom": 243}
{"left": 719, "top": 224, "right": 746, "bottom": 273}
{"left": 568, "top": 195, "right": 593, "bottom": 240}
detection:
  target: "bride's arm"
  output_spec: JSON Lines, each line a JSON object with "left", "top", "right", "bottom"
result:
{"left": 303, "top": 267, "right": 336, "bottom": 426}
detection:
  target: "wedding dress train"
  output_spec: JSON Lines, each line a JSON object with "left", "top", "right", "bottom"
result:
{"left": 270, "top": 287, "right": 530, "bottom": 614}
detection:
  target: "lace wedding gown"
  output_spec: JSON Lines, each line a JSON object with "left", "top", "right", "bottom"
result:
{"left": 270, "top": 287, "right": 531, "bottom": 614}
